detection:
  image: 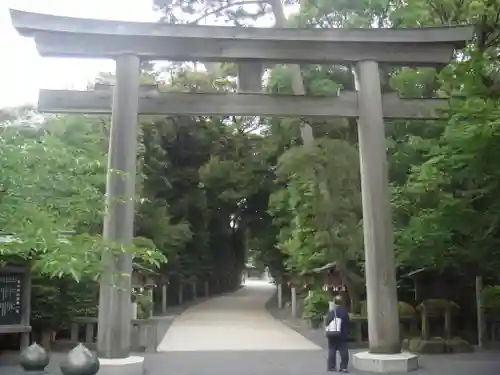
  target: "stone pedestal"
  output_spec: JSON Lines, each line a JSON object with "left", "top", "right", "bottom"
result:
{"left": 353, "top": 351, "right": 418, "bottom": 373}
{"left": 98, "top": 356, "right": 145, "bottom": 375}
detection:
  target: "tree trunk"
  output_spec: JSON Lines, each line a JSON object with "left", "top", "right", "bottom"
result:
{"left": 336, "top": 261, "right": 359, "bottom": 313}
{"left": 270, "top": 0, "right": 341, "bottom": 253}
{"left": 421, "top": 302, "right": 429, "bottom": 340}
{"left": 444, "top": 306, "right": 452, "bottom": 340}
{"left": 476, "top": 275, "right": 485, "bottom": 348}
{"left": 268, "top": 0, "right": 315, "bottom": 145}
{"left": 344, "top": 276, "right": 360, "bottom": 313}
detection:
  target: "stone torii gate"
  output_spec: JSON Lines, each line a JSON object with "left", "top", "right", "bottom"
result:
{"left": 10, "top": 9, "right": 473, "bottom": 374}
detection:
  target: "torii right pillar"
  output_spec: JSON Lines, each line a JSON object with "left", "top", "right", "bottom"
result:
{"left": 353, "top": 60, "right": 418, "bottom": 373}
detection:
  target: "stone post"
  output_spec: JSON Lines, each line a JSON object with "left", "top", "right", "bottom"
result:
{"left": 291, "top": 286, "right": 297, "bottom": 318}
{"left": 161, "top": 284, "right": 167, "bottom": 314}
{"left": 178, "top": 284, "right": 184, "bottom": 305}
{"left": 277, "top": 283, "right": 283, "bottom": 309}
{"left": 147, "top": 287, "right": 153, "bottom": 319}
{"left": 131, "top": 302, "right": 138, "bottom": 320}
{"left": 192, "top": 282, "right": 197, "bottom": 300}
{"left": 97, "top": 54, "right": 140, "bottom": 360}
{"left": 476, "top": 275, "right": 485, "bottom": 348}
{"left": 204, "top": 280, "right": 209, "bottom": 297}
{"left": 237, "top": 62, "right": 262, "bottom": 93}
{"left": 20, "top": 268, "right": 31, "bottom": 351}
{"left": 354, "top": 60, "right": 400, "bottom": 354}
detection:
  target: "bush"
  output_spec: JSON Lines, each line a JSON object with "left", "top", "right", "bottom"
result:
{"left": 31, "top": 275, "right": 98, "bottom": 331}
{"left": 399, "top": 301, "right": 417, "bottom": 316}
{"left": 132, "top": 288, "right": 153, "bottom": 319}
{"left": 482, "top": 285, "right": 500, "bottom": 317}
{"left": 302, "top": 289, "right": 330, "bottom": 321}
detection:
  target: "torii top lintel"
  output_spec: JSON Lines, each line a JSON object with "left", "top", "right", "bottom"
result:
{"left": 10, "top": 9, "right": 475, "bottom": 65}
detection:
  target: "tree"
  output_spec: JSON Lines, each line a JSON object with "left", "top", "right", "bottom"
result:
{"left": 0, "top": 114, "right": 166, "bottom": 279}
{"left": 269, "top": 138, "right": 363, "bottom": 291}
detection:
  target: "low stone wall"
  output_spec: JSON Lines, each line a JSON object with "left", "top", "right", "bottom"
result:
{"left": 54, "top": 316, "right": 162, "bottom": 353}
{"left": 349, "top": 315, "right": 418, "bottom": 344}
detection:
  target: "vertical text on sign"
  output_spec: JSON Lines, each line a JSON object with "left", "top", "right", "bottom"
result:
{"left": 0, "top": 273, "right": 23, "bottom": 325}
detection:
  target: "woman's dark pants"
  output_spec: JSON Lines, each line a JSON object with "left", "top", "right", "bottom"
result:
{"left": 327, "top": 336, "right": 349, "bottom": 370}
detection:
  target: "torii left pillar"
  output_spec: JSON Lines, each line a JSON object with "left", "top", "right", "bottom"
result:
{"left": 97, "top": 54, "right": 144, "bottom": 375}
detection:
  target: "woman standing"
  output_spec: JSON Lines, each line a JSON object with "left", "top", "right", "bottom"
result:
{"left": 325, "top": 295, "right": 350, "bottom": 372}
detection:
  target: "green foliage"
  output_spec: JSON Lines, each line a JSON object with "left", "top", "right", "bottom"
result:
{"left": 31, "top": 276, "right": 98, "bottom": 330}
{"left": 0, "top": 123, "right": 104, "bottom": 278}
{"left": 0, "top": 115, "right": 169, "bottom": 280}
{"left": 302, "top": 289, "right": 330, "bottom": 321}
{"left": 482, "top": 285, "right": 500, "bottom": 316}
{"left": 133, "top": 290, "right": 154, "bottom": 320}
{"left": 398, "top": 301, "right": 417, "bottom": 316}
{"left": 392, "top": 53, "right": 500, "bottom": 275}
{"left": 269, "top": 138, "right": 362, "bottom": 275}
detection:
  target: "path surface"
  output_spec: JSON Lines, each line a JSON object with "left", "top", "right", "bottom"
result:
{"left": 157, "top": 279, "right": 321, "bottom": 351}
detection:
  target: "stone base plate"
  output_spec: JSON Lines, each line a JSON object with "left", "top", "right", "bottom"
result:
{"left": 98, "top": 356, "right": 145, "bottom": 375}
{"left": 353, "top": 351, "right": 419, "bottom": 373}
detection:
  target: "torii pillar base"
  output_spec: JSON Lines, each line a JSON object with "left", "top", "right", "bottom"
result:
{"left": 98, "top": 357, "right": 145, "bottom": 375}
{"left": 353, "top": 352, "right": 418, "bottom": 373}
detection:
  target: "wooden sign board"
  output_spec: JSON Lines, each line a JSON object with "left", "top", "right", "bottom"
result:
{"left": 0, "top": 271, "right": 23, "bottom": 325}
{"left": 0, "top": 263, "right": 31, "bottom": 350}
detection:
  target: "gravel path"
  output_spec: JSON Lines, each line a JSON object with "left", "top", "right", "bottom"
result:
{"left": 157, "top": 280, "right": 320, "bottom": 351}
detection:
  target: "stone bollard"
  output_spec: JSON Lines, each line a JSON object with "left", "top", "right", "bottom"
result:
{"left": 62, "top": 344, "right": 145, "bottom": 375}
{"left": 60, "top": 344, "right": 99, "bottom": 375}
{"left": 19, "top": 343, "right": 50, "bottom": 375}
